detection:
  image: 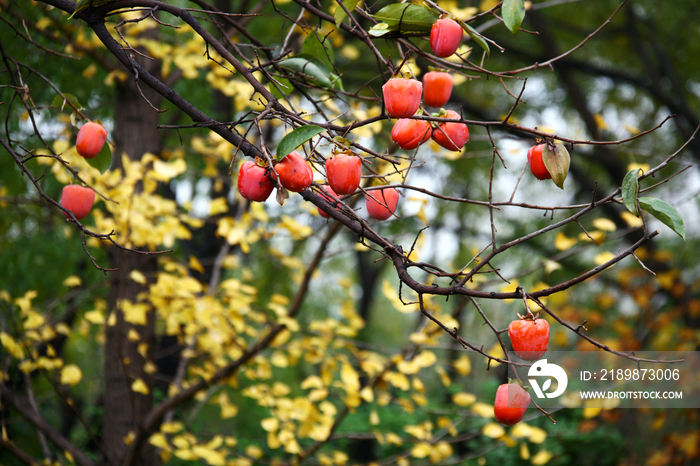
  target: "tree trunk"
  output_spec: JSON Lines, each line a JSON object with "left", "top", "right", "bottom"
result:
{"left": 101, "top": 57, "right": 162, "bottom": 466}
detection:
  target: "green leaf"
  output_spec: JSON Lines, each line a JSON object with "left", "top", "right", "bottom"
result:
{"left": 502, "top": 0, "right": 526, "bottom": 35}
{"left": 69, "top": 0, "right": 116, "bottom": 19}
{"left": 276, "top": 125, "right": 325, "bottom": 161}
{"left": 329, "top": 72, "right": 345, "bottom": 92}
{"left": 85, "top": 140, "right": 112, "bottom": 174}
{"left": 370, "top": 4, "right": 438, "bottom": 34}
{"left": 269, "top": 77, "right": 293, "bottom": 100}
{"left": 302, "top": 32, "right": 334, "bottom": 71}
{"left": 460, "top": 21, "right": 490, "bottom": 57}
{"left": 621, "top": 169, "right": 641, "bottom": 216}
{"left": 334, "top": 0, "right": 361, "bottom": 26}
{"left": 51, "top": 93, "right": 82, "bottom": 111}
{"left": 279, "top": 55, "right": 333, "bottom": 89}
{"left": 541, "top": 142, "right": 570, "bottom": 189}
{"left": 638, "top": 197, "right": 685, "bottom": 240}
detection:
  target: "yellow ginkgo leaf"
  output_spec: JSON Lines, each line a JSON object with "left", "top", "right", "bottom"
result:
{"left": 149, "top": 433, "right": 168, "bottom": 449}
{"left": 61, "top": 364, "right": 82, "bottom": 387}
{"left": 554, "top": 232, "right": 577, "bottom": 251}
{"left": 578, "top": 231, "right": 605, "bottom": 244}
{"left": 452, "top": 392, "right": 476, "bottom": 407}
{"left": 510, "top": 423, "right": 547, "bottom": 443}
{"left": 471, "top": 402, "right": 496, "bottom": 418}
{"left": 209, "top": 197, "right": 228, "bottom": 216}
{"left": 192, "top": 445, "right": 226, "bottom": 466}
{"left": 626, "top": 162, "right": 650, "bottom": 174}
{"left": 531, "top": 450, "right": 553, "bottom": 465}
{"left": 261, "top": 417, "right": 279, "bottom": 432}
{"left": 130, "top": 270, "right": 147, "bottom": 285}
{"left": 411, "top": 441, "right": 432, "bottom": 459}
{"left": 593, "top": 113, "right": 608, "bottom": 130}
{"left": 188, "top": 256, "right": 205, "bottom": 274}
{"left": 620, "top": 211, "right": 644, "bottom": 227}
{"left": 152, "top": 158, "right": 187, "bottom": 181}
{"left": 1, "top": 332, "right": 25, "bottom": 359}
{"left": 83, "top": 310, "right": 104, "bottom": 325}
{"left": 592, "top": 217, "right": 617, "bottom": 232}
{"left": 594, "top": 251, "right": 616, "bottom": 266}
{"left": 62, "top": 275, "right": 82, "bottom": 287}
{"left": 453, "top": 354, "right": 471, "bottom": 376}
{"left": 520, "top": 442, "right": 530, "bottom": 459}
{"left": 131, "top": 378, "right": 150, "bottom": 395}
{"left": 582, "top": 400, "right": 602, "bottom": 418}
{"left": 481, "top": 422, "right": 505, "bottom": 438}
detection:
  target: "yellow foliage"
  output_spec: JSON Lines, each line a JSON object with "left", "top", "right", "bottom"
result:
{"left": 149, "top": 432, "right": 169, "bottom": 450}
{"left": 245, "top": 445, "right": 263, "bottom": 459}
{"left": 627, "top": 162, "right": 651, "bottom": 174}
{"left": 471, "top": 402, "right": 495, "bottom": 418}
{"left": 554, "top": 232, "right": 577, "bottom": 251}
{"left": 62, "top": 276, "right": 82, "bottom": 287}
{"left": 384, "top": 371, "right": 410, "bottom": 391}
{"left": 482, "top": 422, "right": 506, "bottom": 438}
{"left": 430, "top": 442, "right": 453, "bottom": 463}
{"left": 382, "top": 280, "right": 420, "bottom": 313}
{"left": 131, "top": 378, "right": 150, "bottom": 395}
{"left": 15, "top": 290, "right": 38, "bottom": 313}
{"left": 452, "top": 392, "right": 476, "bottom": 407}
{"left": 592, "top": 217, "right": 617, "bottom": 232}
{"left": 520, "top": 442, "right": 530, "bottom": 460}
{"left": 594, "top": 251, "right": 616, "bottom": 266}
{"left": 578, "top": 230, "right": 605, "bottom": 244}
{"left": 411, "top": 442, "right": 432, "bottom": 459}
{"left": 531, "top": 450, "right": 553, "bottom": 465}
{"left": 23, "top": 311, "right": 45, "bottom": 330}
{"left": 130, "top": 270, "right": 147, "bottom": 285}
{"left": 0, "top": 333, "right": 24, "bottom": 359}
{"left": 620, "top": 211, "right": 644, "bottom": 227}
{"left": 191, "top": 444, "right": 226, "bottom": 465}
{"left": 61, "top": 365, "right": 83, "bottom": 387}
{"left": 161, "top": 421, "right": 184, "bottom": 434}
{"left": 404, "top": 422, "right": 432, "bottom": 440}
{"left": 120, "top": 300, "right": 149, "bottom": 326}
{"left": 385, "top": 432, "right": 403, "bottom": 446}
{"left": 510, "top": 423, "right": 547, "bottom": 443}
{"left": 435, "top": 366, "right": 451, "bottom": 387}
{"left": 453, "top": 354, "right": 472, "bottom": 376}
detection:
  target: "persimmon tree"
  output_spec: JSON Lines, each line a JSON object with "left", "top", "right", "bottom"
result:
{"left": 1, "top": 0, "right": 698, "bottom": 465}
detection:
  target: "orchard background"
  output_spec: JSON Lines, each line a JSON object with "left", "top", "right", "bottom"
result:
{"left": 1, "top": 0, "right": 700, "bottom": 465}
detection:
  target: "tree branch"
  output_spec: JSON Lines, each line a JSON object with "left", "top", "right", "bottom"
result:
{"left": 0, "top": 384, "right": 96, "bottom": 466}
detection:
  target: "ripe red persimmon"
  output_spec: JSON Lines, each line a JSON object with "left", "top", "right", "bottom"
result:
{"left": 527, "top": 143, "right": 552, "bottom": 180}
{"left": 494, "top": 383, "right": 531, "bottom": 426}
{"left": 238, "top": 161, "right": 274, "bottom": 202}
{"left": 430, "top": 18, "right": 463, "bottom": 58}
{"left": 508, "top": 317, "right": 550, "bottom": 361}
{"left": 317, "top": 185, "right": 340, "bottom": 219}
{"left": 326, "top": 153, "right": 362, "bottom": 195}
{"left": 60, "top": 185, "right": 95, "bottom": 220}
{"left": 365, "top": 187, "right": 399, "bottom": 220}
{"left": 275, "top": 151, "right": 313, "bottom": 192}
{"left": 382, "top": 78, "right": 423, "bottom": 119}
{"left": 391, "top": 118, "right": 432, "bottom": 150}
{"left": 76, "top": 122, "right": 108, "bottom": 159}
{"left": 432, "top": 110, "right": 469, "bottom": 151}
{"left": 423, "top": 71, "right": 454, "bottom": 108}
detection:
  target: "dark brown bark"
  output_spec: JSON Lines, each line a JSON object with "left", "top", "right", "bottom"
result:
{"left": 101, "top": 55, "right": 162, "bottom": 466}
